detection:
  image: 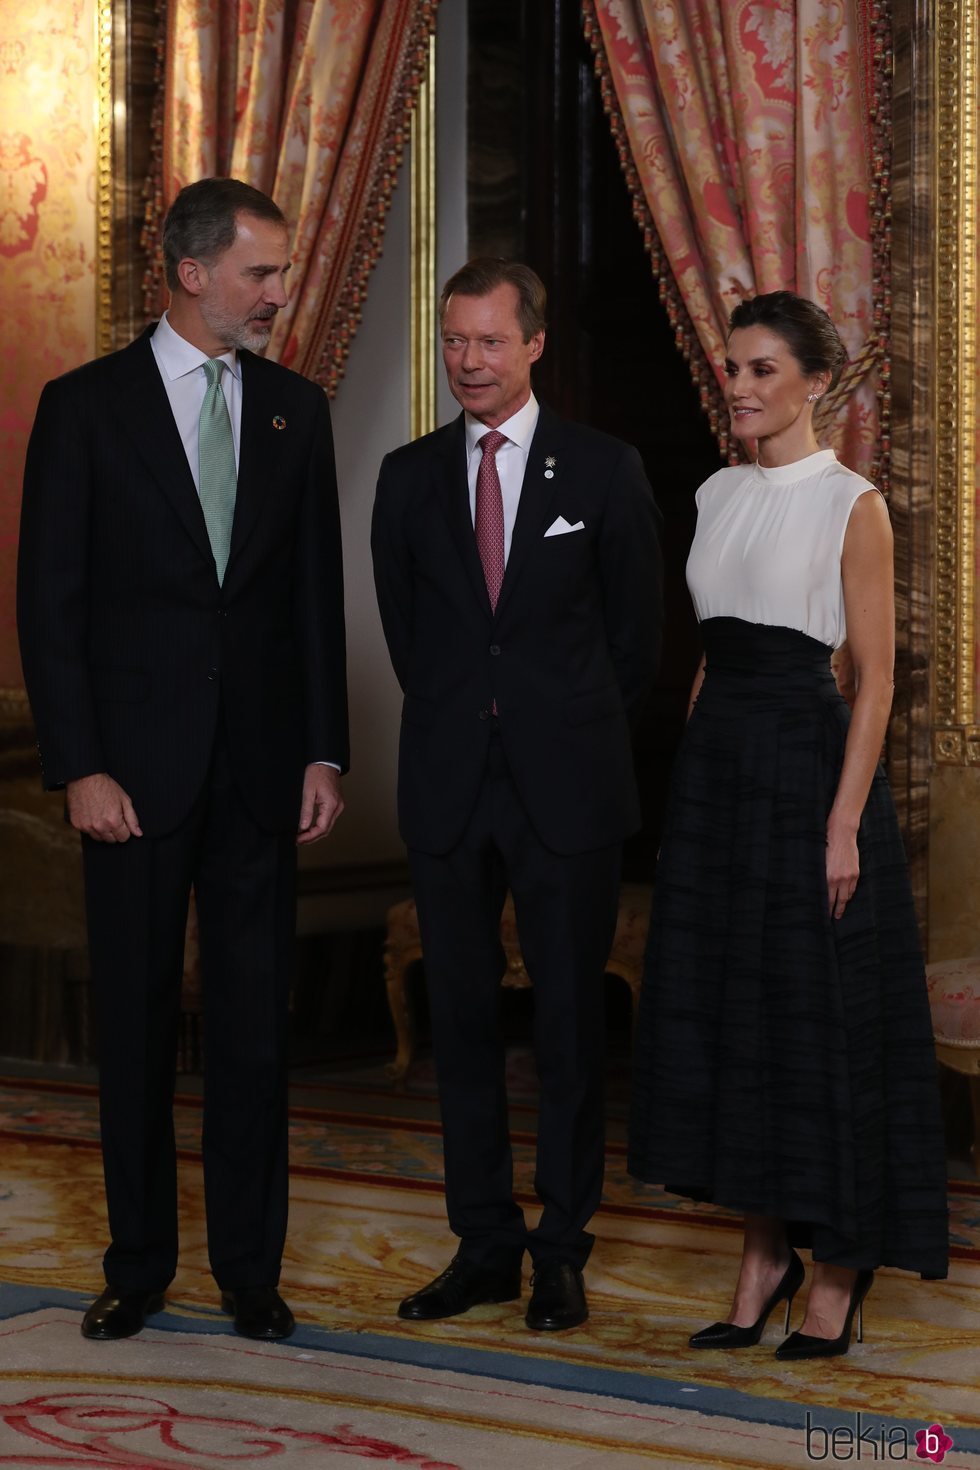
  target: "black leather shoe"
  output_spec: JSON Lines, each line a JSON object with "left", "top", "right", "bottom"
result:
{"left": 525, "top": 1260, "right": 588, "bottom": 1331}
{"left": 81, "top": 1288, "right": 166, "bottom": 1340}
{"left": 221, "top": 1286, "right": 296, "bottom": 1340}
{"left": 690, "top": 1251, "right": 806, "bottom": 1350}
{"left": 397, "top": 1256, "right": 523, "bottom": 1321}
{"left": 775, "top": 1270, "right": 874, "bottom": 1361}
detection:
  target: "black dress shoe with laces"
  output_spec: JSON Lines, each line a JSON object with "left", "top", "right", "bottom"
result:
{"left": 525, "top": 1260, "right": 588, "bottom": 1331}
{"left": 221, "top": 1286, "right": 296, "bottom": 1340}
{"left": 81, "top": 1288, "right": 166, "bottom": 1340}
{"left": 397, "top": 1255, "right": 523, "bottom": 1321}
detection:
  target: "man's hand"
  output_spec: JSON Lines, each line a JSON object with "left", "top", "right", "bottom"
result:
{"left": 67, "top": 773, "right": 143, "bottom": 843}
{"left": 297, "top": 764, "right": 344, "bottom": 846}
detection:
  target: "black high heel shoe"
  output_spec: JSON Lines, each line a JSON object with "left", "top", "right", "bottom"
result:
{"left": 774, "top": 1269, "right": 874, "bottom": 1361}
{"left": 689, "top": 1250, "right": 805, "bottom": 1349}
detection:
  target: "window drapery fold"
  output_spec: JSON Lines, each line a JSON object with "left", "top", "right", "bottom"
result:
{"left": 145, "top": 0, "right": 438, "bottom": 394}
{"left": 584, "top": 0, "right": 887, "bottom": 480}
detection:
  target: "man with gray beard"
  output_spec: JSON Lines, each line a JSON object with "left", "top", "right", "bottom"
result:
{"left": 17, "top": 178, "right": 349, "bottom": 1343}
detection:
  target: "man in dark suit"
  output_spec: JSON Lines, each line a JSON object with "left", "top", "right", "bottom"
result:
{"left": 372, "top": 259, "right": 662, "bottom": 1331}
{"left": 17, "top": 178, "right": 349, "bottom": 1342}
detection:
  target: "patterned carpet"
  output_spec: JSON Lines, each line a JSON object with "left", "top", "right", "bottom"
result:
{"left": 2, "top": 1052, "right": 979, "bottom": 1468}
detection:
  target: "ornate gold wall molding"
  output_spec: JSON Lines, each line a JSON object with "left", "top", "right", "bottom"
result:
{"left": 410, "top": 31, "right": 436, "bottom": 441}
{"left": 933, "top": 0, "right": 978, "bottom": 762}
{"left": 889, "top": 0, "right": 932, "bottom": 925}
{"left": 96, "top": 0, "right": 114, "bottom": 356}
{"left": 95, "top": 0, "right": 159, "bottom": 355}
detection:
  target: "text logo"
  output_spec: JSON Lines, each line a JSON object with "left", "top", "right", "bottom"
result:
{"left": 915, "top": 1424, "right": 953, "bottom": 1464}
{"left": 804, "top": 1412, "right": 955, "bottom": 1461}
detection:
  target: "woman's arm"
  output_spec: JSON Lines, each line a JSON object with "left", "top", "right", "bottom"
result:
{"left": 827, "top": 490, "right": 895, "bottom": 918}
{"left": 687, "top": 654, "right": 706, "bottom": 719}
{"left": 831, "top": 639, "right": 856, "bottom": 708}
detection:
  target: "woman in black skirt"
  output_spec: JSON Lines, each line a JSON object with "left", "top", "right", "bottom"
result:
{"left": 628, "top": 291, "right": 948, "bottom": 1360}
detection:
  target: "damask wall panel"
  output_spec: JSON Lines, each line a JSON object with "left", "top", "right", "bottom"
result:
{"left": 0, "top": 0, "right": 98, "bottom": 690}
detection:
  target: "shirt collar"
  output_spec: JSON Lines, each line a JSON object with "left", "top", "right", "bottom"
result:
{"left": 465, "top": 391, "right": 539, "bottom": 457}
{"left": 152, "top": 311, "right": 241, "bottom": 383}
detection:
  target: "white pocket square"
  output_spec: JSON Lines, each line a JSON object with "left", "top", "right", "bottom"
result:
{"left": 544, "top": 516, "right": 585, "bottom": 538}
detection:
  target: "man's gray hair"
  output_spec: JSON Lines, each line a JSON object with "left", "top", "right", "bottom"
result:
{"left": 162, "top": 177, "right": 286, "bottom": 291}
{"left": 440, "top": 258, "right": 547, "bottom": 343}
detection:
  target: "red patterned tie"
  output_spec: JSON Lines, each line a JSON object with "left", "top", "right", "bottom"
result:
{"left": 475, "top": 430, "right": 507, "bottom": 611}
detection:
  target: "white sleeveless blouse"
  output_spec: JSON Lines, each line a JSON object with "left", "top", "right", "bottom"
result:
{"left": 686, "top": 448, "right": 878, "bottom": 649}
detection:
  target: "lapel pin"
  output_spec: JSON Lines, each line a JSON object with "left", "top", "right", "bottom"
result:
{"left": 272, "top": 415, "right": 286, "bottom": 431}
{"left": 544, "top": 455, "right": 557, "bottom": 480}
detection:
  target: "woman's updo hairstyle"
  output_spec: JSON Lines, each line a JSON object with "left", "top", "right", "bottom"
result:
{"left": 727, "top": 290, "right": 847, "bottom": 392}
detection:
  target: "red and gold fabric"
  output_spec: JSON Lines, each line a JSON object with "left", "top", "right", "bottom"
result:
{"left": 585, "top": 1, "right": 882, "bottom": 478}
{"left": 151, "top": 0, "right": 437, "bottom": 394}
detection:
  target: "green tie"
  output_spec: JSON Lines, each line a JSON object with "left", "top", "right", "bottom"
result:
{"left": 198, "top": 357, "right": 237, "bottom": 584}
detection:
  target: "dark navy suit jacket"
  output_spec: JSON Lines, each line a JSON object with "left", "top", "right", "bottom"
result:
{"left": 371, "top": 403, "right": 663, "bottom": 855}
{"left": 17, "top": 325, "right": 349, "bottom": 836}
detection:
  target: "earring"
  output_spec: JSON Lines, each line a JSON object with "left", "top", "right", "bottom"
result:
{"left": 807, "top": 392, "right": 820, "bottom": 403}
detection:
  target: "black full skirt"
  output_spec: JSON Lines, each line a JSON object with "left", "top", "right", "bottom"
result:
{"left": 628, "top": 618, "right": 949, "bottom": 1277}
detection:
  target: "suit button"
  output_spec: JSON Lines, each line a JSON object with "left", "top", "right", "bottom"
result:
{"left": 207, "top": 668, "right": 218, "bottom": 682}
{"left": 489, "top": 644, "right": 501, "bottom": 656}
{"left": 478, "top": 708, "right": 490, "bottom": 720}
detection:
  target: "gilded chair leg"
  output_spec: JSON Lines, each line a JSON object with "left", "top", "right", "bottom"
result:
{"left": 384, "top": 949, "right": 416, "bottom": 1085}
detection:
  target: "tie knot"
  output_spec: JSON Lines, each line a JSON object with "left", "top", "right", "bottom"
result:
{"left": 479, "top": 430, "right": 507, "bottom": 457}
{"left": 203, "top": 358, "right": 225, "bottom": 387}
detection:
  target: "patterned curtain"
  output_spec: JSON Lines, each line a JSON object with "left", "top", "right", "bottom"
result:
{"left": 584, "top": 0, "right": 888, "bottom": 481}
{"left": 145, "top": 0, "right": 438, "bottom": 394}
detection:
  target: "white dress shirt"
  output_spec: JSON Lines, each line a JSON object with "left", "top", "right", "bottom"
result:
{"left": 150, "top": 311, "right": 242, "bottom": 487}
{"left": 465, "top": 392, "right": 540, "bottom": 564}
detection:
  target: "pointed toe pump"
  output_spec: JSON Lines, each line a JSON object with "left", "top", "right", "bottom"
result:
{"left": 689, "top": 1250, "right": 805, "bottom": 1349}
{"left": 774, "top": 1269, "right": 874, "bottom": 1361}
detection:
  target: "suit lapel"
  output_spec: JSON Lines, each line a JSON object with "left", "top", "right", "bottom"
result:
{"left": 226, "top": 349, "right": 276, "bottom": 577}
{"left": 494, "top": 402, "right": 563, "bottom": 620}
{"left": 435, "top": 414, "right": 493, "bottom": 616}
{"left": 109, "top": 329, "right": 214, "bottom": 568}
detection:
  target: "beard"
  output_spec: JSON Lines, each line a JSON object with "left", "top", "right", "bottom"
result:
{"left": 200, "top": 297, "right": 277, "bottom": 353}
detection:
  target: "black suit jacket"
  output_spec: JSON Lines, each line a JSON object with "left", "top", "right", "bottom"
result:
{"left": 371, "top": 403, "right": 663, "bottom": 855}
{"left": 17, "top": 326, "right": 349, "bottom": 837}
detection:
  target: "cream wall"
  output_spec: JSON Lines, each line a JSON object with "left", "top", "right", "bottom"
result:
{"left": 321, "top": 170, "right": 410, "bottom": 872}
{"left": 311, "top": 0, "right": 468, "bottom": 877}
